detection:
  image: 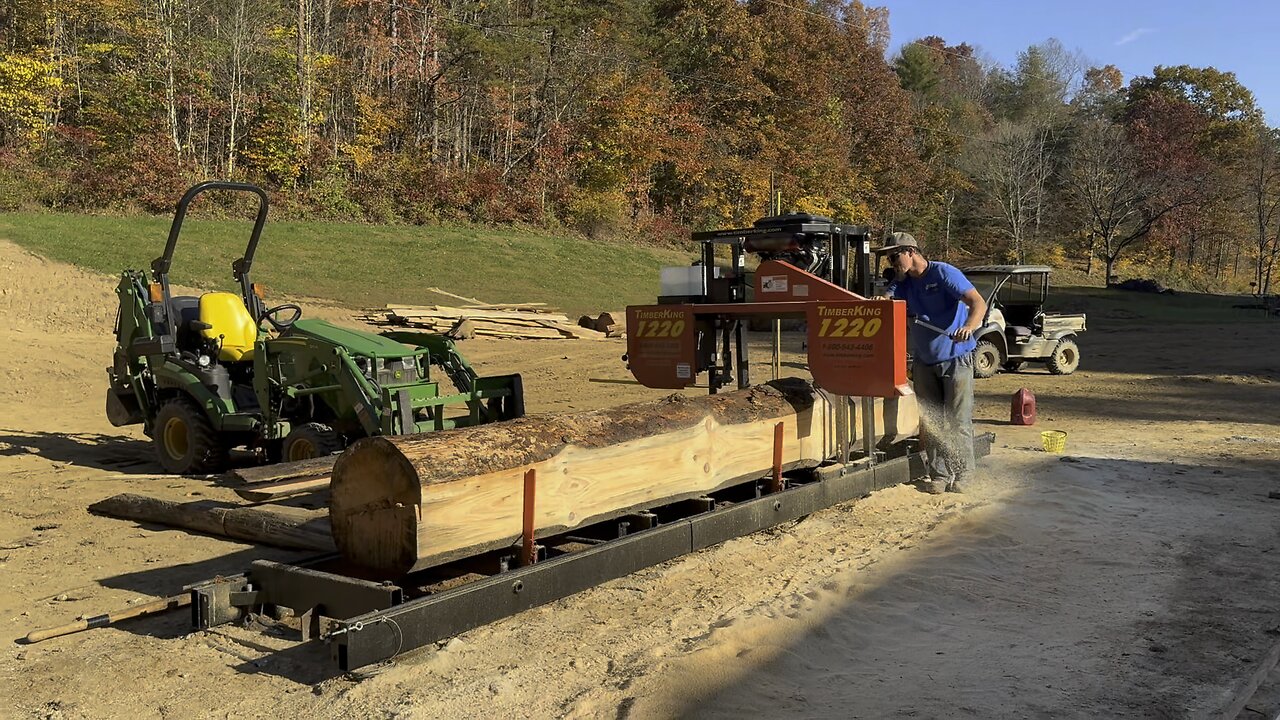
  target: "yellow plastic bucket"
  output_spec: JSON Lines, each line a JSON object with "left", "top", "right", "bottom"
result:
{"left": 1040, "top": 430, "right": 1067, "bottom": 454}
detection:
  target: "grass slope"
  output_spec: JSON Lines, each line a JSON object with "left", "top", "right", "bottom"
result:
{"left": 0, "top": 212, "right": 693, "bottom": 315}
{"left": 2, "top": 211, "right": 1269, "bottom": 327}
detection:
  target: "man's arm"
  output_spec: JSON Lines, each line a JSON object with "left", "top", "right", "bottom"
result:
{"left": 952, "top": 288, "right": 987, "bottom": 342}
{"left": 875, "top": 266, "right": 900, "bottom": 300}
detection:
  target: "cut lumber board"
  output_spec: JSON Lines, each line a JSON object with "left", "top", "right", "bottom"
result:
{"left": 329, "top": 378, "right": 918, "bottom": 576}
{"left": 421, "top": 288, "right": 489, "bottom": 306}
{"left": 387, "top": 301, "right": 551, "bottom": 313}
{"left": 234, "top": 476, "right": 332, "bottom": 502}
{"left": 90, "top": 494, "right": 334, "bottom": 551}
{"left": 420, "top": 288, "right": 553, "bottom": 311}
{"left": 231, "top": 455, "right": 337, "bottom": 485}
{"left": 387, "top": 305, "right": 573, "bottom": 323}
{"left": 533, "top": 321, "right": 608, "bottom": 340}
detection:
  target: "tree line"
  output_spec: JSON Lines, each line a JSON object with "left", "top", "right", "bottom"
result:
{"left": 2, "top": 0, "right": 1278, "bottom": 292}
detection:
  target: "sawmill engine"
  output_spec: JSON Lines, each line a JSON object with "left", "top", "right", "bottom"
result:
{"left": 745, "top": 233, "right": 829, "bottom": 276}
{"left": 742, "top": 213, "right": 837, "bottom": 278}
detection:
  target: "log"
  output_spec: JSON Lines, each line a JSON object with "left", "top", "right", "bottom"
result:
{"left": 89, "top": 493, "right": 335, "bottom": 551}
{"left": 329, "top": 378, "right": 918, "bottom": 576}
{"left": 592, "top": 312, "right": 618, "bottom": 332}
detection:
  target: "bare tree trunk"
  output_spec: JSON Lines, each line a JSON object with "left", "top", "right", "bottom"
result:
{"left": 297, "top": 0, "right": 314, "bottom": 170}
{"left": 158, "top": 0, "right": 182, "bottom": 156}
{"left": 226, "top": 0, "right": 249, "bottom": 177}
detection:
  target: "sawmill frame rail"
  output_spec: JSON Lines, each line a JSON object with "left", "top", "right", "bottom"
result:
{"left": 188, "top": 433, "right": 993, "bottom": 672}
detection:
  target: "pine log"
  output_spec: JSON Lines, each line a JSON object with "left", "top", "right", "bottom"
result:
{"left": 89, "top": 493, "right": 334, "bottom": 551}
{"left": 329, "top": 378, "right": 918, "bottom": 576}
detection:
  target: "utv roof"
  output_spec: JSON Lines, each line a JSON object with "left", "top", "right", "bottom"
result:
{"left": 963, "top": 265, "right": 1053, "bottom": 274}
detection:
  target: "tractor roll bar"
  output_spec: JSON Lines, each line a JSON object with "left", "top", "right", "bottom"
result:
{"left": 150, "top": 180, "right": 270, "bottom": 320}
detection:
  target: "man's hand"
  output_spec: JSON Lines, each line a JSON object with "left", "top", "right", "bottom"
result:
{"left": 953, "top": 287, "right": 987, "bottom": 343}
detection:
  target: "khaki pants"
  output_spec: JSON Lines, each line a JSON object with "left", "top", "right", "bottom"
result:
{"left": 912, "top": 353, "right": 976, "bottom": 483}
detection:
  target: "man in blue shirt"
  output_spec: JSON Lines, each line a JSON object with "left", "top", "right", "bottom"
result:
{"left": 876, "top": 232, "right": 987, "bottom": 494}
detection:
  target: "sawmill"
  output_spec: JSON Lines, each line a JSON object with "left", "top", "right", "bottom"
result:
{"left": 63, "top": 213, "right": 990, "bottom": 672}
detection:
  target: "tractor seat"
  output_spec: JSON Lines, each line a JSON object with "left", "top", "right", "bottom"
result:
{"left": 165, "top": 296, "right": 203, "bottom": 351}
{"left": 199, "top": 292, "right": 258, "bottom": 362}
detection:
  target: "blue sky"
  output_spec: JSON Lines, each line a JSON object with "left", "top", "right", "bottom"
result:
{"left": 874, "top": 0, "right": 1280, "bottom": 124}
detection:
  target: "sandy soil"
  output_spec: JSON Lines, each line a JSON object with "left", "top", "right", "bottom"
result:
{"left": 1, "top": 239, "right": 1278, "bottom": 719}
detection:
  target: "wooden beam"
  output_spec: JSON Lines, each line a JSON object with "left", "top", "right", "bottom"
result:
{"left": 329, "top": 378, "right": 918, "bottom": 576}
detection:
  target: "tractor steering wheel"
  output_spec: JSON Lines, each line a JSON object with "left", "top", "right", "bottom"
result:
{"left": 261, "top": 303, "right": 302, "bottom": 331}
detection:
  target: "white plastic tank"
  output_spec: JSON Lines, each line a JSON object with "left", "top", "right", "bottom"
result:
{"left": 660, "top": 266, "right": 705, "bottom": 298}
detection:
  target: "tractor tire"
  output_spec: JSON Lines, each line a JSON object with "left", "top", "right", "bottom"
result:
{"left": 281, "top": 423, "right": 345, "bottom": 462}
{"left": 1047, "top": 338, "right": 1081, "bottom": 375}
{"left": 973, "top": 340, "right": 1001, "bottom": 379}
{"left": 153, "top": 397, "right": 228, "bottom": 475}
{"left": 1003, "top": 360, "right": 1027, "bottom": 373}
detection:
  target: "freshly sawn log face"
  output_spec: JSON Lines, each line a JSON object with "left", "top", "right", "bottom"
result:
{"left": 329, "top": 378, "right": 918, "bottom": 576}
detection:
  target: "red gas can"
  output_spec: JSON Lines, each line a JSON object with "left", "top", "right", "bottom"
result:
{"left": 1011, "top": 388, "right": 1036, "bottom": 426}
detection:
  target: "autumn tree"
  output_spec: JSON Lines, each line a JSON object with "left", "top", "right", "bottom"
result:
{"left": 1244, "top": 127, "right": 1280, "bottom": 293}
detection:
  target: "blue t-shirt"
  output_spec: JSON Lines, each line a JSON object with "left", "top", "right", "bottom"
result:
{"left": 887, "top": 261, "right": 977, "bottom": 365}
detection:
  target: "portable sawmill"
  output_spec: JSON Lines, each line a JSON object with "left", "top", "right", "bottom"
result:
{"left": 166, "top": 214, "right": 997, "bottom": 673}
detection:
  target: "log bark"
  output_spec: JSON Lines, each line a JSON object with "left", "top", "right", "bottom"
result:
{"left": 329, "top": 378, "right": 918, "bottom": 576}
{"left": 89, "top": 493, "right": 334, "bottom": 551}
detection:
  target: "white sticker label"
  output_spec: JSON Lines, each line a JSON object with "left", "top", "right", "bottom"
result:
{"left": 793, "top": 284, "right": 809, "bottom": 297}
{"left": 676, "top": 363, "right": 692, "bottom": 379}
{"left": 761, "top": 275, "right": 788, "bottom": 293}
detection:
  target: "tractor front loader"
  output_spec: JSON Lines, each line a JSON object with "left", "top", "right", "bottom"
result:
{"left": 106, "top": 181, "right": 523, "bottom": 474}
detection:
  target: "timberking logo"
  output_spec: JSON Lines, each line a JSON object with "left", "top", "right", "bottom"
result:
{"left": 635, "top": 309, "right": 684, "bottom": 319}
{"left": 818, "top": 304, "right": 882, "bottom": 317}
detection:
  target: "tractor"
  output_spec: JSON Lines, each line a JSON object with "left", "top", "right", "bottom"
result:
{"left": 106, "top": 181, "right": 524, "bottom": 474}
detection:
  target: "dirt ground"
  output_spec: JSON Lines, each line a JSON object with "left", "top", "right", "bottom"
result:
{"left": 1, "top": 238, "right": 1279, "bottom": 719}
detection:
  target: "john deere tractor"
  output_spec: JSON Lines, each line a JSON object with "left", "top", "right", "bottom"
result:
{"left": 106, "top": 181, "right": 524, "bottom": 474}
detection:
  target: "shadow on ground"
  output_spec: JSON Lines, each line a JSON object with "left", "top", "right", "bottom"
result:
{"left": 645, "top": 453, "right": 1280, "bottom": 719}
{"left": 0, "top": 428, "right": 264, "bottom": 476}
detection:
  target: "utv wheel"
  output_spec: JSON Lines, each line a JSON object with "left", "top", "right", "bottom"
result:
{"left": 281, "top": 423, "right": 344, "bottom": 462}
{"left": 1003, "top": 360, "right": 1027, "bottom": 373}
{"left": 973, "top": 340, "right": 1001, "bottom": 379}
{"left": 154, "top": 397, "right": 228, "bottom": 475}
{"left": 1048, "top": 338, "right": 1080, "bottom": 375}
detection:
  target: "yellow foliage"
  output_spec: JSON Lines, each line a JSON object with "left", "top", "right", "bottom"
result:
{"left": 792, "top": 195, "right": 833, "bottom": 217}
{"left": 0, "top": 53, "right": 63, "bottom": 141}
{"left": 341, "top": 93, "right": 395, "bottom": 171}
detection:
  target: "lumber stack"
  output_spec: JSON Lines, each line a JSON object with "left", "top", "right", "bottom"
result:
{"left": 329, "top": 378, "right": 919, "bottom": 576}
{"left": 370, "top": 304, "right": 609, "bottom": 340}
